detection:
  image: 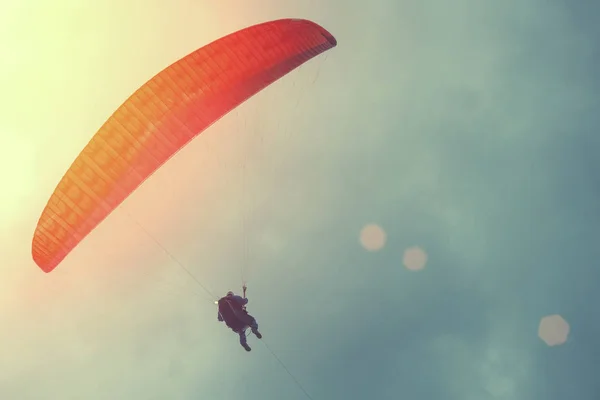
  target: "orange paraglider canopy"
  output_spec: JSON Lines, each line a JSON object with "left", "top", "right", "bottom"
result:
{"left": 32, "top": 18, "right": 336, "bottom": 272}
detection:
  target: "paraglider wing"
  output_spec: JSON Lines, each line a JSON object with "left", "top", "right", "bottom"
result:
{"left": 31, "top": 19, "right": 337, "bottom": 272}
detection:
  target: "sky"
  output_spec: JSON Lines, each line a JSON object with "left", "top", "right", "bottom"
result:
{"left": 1, "top": 0, "right": 599, "bottom": 399}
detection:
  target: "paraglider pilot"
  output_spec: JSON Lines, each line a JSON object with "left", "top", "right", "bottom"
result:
{"left": 217, "top": 285, "right": 262, "bottom": 351}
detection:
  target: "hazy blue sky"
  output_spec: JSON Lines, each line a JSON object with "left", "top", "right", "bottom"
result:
{"left": 1, "top": 0, "right": 599, "bottom": 399}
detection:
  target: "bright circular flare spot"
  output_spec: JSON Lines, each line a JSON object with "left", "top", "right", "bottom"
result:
{"left": 403, "top": 247, "right": 428, "bottom": 271}
{"left": 359, "top": 224, "right": 386, "bottom": 251}
{"left": 538, "top": 314, "right": 570, "bottom": 347}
